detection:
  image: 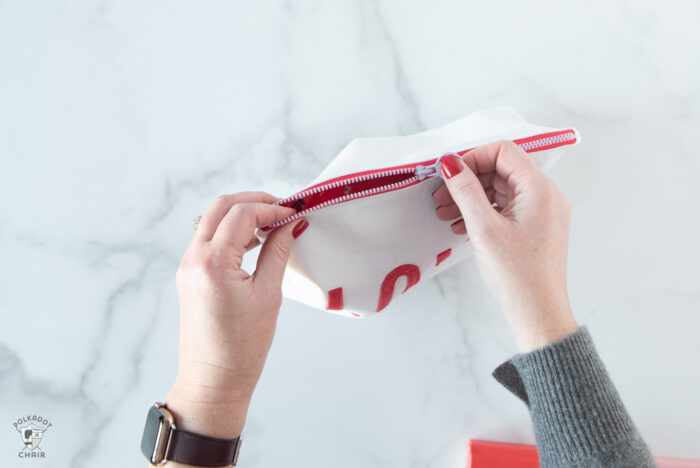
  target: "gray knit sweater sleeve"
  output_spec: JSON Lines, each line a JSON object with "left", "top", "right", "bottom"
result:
{"left": 492, "top": 327, "right": 656, "bottom": 467}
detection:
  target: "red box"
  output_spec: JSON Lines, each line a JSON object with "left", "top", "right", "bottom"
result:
{"left": 467, "top": 440, "right": 540, "bottom": 468}
{"left": 467, "top": 440, "right": 700, "bottom": 468}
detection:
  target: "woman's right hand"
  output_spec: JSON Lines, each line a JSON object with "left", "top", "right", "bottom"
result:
{"left": 432, "top": 141, "right": 578, "bottom": 352}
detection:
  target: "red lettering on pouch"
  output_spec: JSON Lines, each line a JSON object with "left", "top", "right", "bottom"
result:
{"left": 377, "top": 264, "right": 420, "bottom": 312}
{"left": 327, "top": 287, "right": 344, "bottom": 310}
{"left": 436, "top": 248, "right": 451, "bottom": 266}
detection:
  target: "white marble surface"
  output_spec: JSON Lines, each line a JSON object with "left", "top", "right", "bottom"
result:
{"left": 1, "top": 1, "right": 699, "bottom": 467}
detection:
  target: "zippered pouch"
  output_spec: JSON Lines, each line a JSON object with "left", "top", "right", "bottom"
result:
{"left": 258, "top": 106, "right": 580, "bottom": 317}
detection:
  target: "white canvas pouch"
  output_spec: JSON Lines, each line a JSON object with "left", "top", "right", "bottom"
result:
{"left": 258, "top": 106, "right": 580, "bottom": 318}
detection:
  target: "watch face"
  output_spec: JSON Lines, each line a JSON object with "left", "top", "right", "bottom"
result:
{"left": 141, "top": 406, "right": 162, "bottom": 462}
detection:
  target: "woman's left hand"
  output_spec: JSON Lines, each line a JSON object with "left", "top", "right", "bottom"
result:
{"left": 164, "top": 192, "right": 308, "bottom": 440}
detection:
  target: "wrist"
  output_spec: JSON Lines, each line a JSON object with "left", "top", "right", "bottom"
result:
{"left": 501, "top": 292, "right": 578, "bottom": 353}
{"left": 511, "top": 315, "right": 579, "bottom": 353}
{"left": 175, "top": 356, "right": 260, "bottom": 404}
{"left": 164, "top": 382, "right": 249, "bottom": 439}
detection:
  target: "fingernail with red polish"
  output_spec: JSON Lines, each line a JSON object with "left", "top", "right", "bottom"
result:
{"left": 441, "top": 154, "right": 464, "bottom": 179}
{"left": 292, "top": 219, "right": 309, "bottom": 239}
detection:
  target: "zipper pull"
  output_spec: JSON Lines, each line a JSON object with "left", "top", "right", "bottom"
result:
{"left": 415, "top": 153, "right": 460, "bottom": 180}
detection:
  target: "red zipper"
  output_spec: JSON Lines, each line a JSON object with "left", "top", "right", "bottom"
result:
{"left": 263, "top": 129, "right": 577, "bottom": 230}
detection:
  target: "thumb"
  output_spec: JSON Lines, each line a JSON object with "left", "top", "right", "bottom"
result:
{"left": 253, "top": 218, "right": 308, "bottom": 288}
{"left": 440, "top": 154, "right": 498, "bottom": 233}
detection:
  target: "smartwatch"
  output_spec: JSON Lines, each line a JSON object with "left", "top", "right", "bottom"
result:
{"left": 140, "top": 402, "right": 242, "bottom": 466}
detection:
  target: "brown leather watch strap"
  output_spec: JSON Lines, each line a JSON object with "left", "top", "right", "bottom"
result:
{"left": 165, "top": 428, "right": 241, "bottom": 467}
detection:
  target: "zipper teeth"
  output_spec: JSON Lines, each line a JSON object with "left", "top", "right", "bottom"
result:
{"left": 269, "top": 131, "right": 577, "bottom": 228}
{"left": 274, "top": 167, "right": 415, "bottom": 207}
{"left": 267, "top": 174, "right": 419, "bottom": 229}
{"left": 519, "top": 132, "right": 574, "bottom": 151}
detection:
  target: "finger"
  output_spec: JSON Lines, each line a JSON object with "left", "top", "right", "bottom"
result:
{"left": 493, "top": 174, "right": 510, "bottom": 195}
{"left": 477, "top": 171, "right": 496, "bottom": 189}
{"left": 195, "top": 192, "right": 281, "bottom": 242}
{"left": 463, "top": 140, "right": 540, "bottom": 190}
{"left": 494, "top": 192, "right": 510, "bottom": 208}
{"left": 451, "top": 219, "right": 467, "bottom": 235}
{"left": 432, "top": 184, "right": 454, "bottom": 206}
{"left": 254, "top": 218, "right": 309, "bottom": 289}
{"left": 484, "top": 187, "right": 496, "bottom": 204}
{"left": 212, "top": 203, "right": 296, "bottom": 252}
{"left": 245, "top": 237, "right": 261, "bottom": 252}
{"left": 432, "top": 171, "right": 495, "bottom": 206}
{"left": 436, "top": 203, "right": 461, "bottom": 221}
{"left": 440, "top": 154, "right": 499, "bottom": 233}
{"left": 435, "top": 188, "right": 496, "bottom": 221}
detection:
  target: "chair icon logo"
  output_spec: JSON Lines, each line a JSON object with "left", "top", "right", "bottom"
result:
{"left": 13, "top": 415, "right": 52, "bottom": 459}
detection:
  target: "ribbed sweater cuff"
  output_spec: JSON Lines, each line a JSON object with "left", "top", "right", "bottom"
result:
{"left": 494, "top": 327, "right": 655, "bottom": 467}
